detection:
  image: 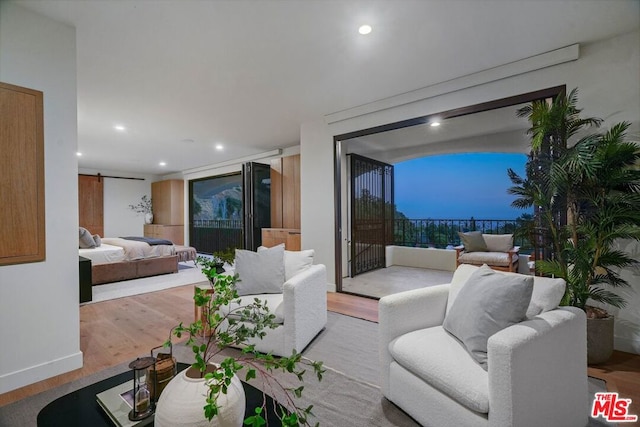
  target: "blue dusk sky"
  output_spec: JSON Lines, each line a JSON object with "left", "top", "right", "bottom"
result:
{"left": 394, "top": 153, "right": 531, "bottom": 220}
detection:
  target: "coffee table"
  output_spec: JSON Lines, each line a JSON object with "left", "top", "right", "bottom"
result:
{"left": 37, "top": 363, "right": 283, "bottom": 426}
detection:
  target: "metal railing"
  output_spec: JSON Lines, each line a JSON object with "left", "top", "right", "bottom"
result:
{"left": 190, "top": 219, "right": 243, "bottom": 254}
{"left": 393, "top": 218, "right": 532, "bottom": 253}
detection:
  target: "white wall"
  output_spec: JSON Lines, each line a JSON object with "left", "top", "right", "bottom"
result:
{"left": 0, "top": 3, "right": 81, "bottom": 393}
{"left": 300, "top": 31, "right": 640, "bottom": 352}
{"left": 79, "top": 168, "right": 158, "bottom": 237}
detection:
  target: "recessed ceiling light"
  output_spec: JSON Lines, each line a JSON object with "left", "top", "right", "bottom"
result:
{"left": 159, "top": 161, "right": 166, "bottom": 166}
{"left": 215, "top": 144, "right": 224, "bottom": 151}
{"left": 430, "top": 121, "right": 441, "bottom": 127}
{"left": 114, "top": 125, "right": 126, "bottom": 131}
{"left": 76, "top": 152, "right": 82, "bottom": 157}
{"left": 358, "top": 25, "right": 372, "bottom": 35}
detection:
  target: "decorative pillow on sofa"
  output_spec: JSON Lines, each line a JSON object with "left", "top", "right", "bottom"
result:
{"left": 457, "top": 231, "right": 487, "bottom": 252}
{"left": 234, "top": 245, "right": 285, "bottom": 296}
{"left": 443, "top": 264, "right": 533, "bottom": 370}
{"left": 79, "top": 227, "right": 96, "bottom": 249}
{"left": 482, "top": 234, "right": 514, "bottom": 252}
{"left": 258, "top": 245, "right": 314, "bottom": 281}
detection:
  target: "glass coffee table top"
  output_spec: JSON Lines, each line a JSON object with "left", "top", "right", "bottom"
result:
{"left": 37, "top": 362, "right": 283, "bottom": 427}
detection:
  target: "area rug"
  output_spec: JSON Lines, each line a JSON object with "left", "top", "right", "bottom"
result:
{"left": 88, "top": 261, "right": 205, "bottom": 303}
{"left": 0, "top": 312, "right": 614, "bottom": 427}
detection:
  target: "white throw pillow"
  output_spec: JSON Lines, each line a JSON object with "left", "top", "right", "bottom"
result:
{"left": 234, "top": 245, "right": 285, "bottom": 296}
{"left": 525, "top": 275, "right": 566, "bottom": 318}
{"left": 258, "top": 245, "right": 314, "bottom": 281}
{"left": 443, "top": 265, "right": 533, "bottom": 370}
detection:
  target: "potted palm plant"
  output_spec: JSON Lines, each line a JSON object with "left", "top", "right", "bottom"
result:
{"left": 154, "top": 270, "right": 324, "bottom": 427}
{"left": 508, "top": 88, "right": 640, "bottom": 363}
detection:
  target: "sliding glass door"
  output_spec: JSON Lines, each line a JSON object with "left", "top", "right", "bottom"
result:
{"left": 189, "top": 173, "right": 244, "bottom": 254}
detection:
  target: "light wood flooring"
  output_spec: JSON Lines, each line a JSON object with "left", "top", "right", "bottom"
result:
{"left": 1, "top": 287, "right": 639, "bottom": 422}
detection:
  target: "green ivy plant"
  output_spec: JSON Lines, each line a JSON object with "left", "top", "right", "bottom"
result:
{"left": 167, "top": 271, "right": 324, "bottom": 426}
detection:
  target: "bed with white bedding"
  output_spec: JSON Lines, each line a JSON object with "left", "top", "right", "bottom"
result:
{"left": 79, "top": 243, "right": 125, "bottom": 265}
{"left": 80, "top": 237, "right": 178, "bottom": 285}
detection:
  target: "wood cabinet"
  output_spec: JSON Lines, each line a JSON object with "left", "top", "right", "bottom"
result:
{"left": 262, "top": 228, "right": 301, "bottom": 251}
{"left": 151, "top": 179, "right": 184, "bottom": 225}
{"left": 0, "top": 82, "right": 45, "bottom": 265}
{"left": 144, "top": 224, "right": 184, "bottom": 245}
{"left": 145, "top": 179, "right": 184, "bottom": 244}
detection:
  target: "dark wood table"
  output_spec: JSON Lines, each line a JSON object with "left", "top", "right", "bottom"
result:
{"left": 37, "top": 363, "right": 283, "bottom": 426}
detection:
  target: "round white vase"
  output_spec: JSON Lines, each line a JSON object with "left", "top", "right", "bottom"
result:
{"left": 144, "top": 213, "right": 153, "bottom": 224}
{"left": 154, "top": 366, "right": 246, "bottom": 427}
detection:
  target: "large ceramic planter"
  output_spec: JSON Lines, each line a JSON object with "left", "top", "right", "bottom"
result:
{"left": 154, "top": 365, "right": 246, "bottom": 427}
{"left": 587, "top": 315, "right": 614, "bottom": 365}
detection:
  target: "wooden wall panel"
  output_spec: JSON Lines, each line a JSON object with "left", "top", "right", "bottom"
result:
{"left": 282, "top": 154, "right": 300, "bottom": 229}
{"left": 78, "top": 175, "right": 104, "bottom": 237}
{"left": 0, "top": 82, "right": 45, "bottom": 265}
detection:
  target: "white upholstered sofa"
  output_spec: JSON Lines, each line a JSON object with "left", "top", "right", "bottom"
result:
{"left": 379, "top": 264, "right": 588, "bottom": 427}
{"left": 221, "top": 245, "right": 327, "bottom": 357}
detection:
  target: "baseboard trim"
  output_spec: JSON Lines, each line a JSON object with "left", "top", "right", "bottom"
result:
{"left": 614, "top": 335, "right": 640, "bottom": 355}
{"left": 0, "top": 351, "right": 83, "bottom": 394}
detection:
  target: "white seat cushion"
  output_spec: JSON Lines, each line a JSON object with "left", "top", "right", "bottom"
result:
{"left": 220, "top": 293, "right": 285, "bottom": 324}
{"left": 458, "top": 251, "right": 518, "bottom": 267}
{"left": 388, "top": 326, "right": 489, "bottom": 413}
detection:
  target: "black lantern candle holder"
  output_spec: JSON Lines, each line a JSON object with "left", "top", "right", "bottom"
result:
{"left": 128, "top": 356, "right": 156, "bottom": 421}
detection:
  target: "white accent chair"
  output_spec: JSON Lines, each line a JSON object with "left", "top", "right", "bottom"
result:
{"left": 379, "top": 264, "right": 588, "bottom": 427}
{"left": 222, "top": 263, "right": 328, "bottom": 357}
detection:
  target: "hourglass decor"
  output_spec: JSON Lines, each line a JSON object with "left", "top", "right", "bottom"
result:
{"left": 128, "top": 356, "right": 156, "bottom": 421}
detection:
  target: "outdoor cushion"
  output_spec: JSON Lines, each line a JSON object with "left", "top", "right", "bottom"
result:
{"left": 443, "top": 265, "right": 533, "bottom": 369}
{"left": 457, "top": 231, "right": 487, "bottom": 252}
{"left": 482, "top": 233, "right": 513, "bottom": 252}
{"left": 388, "top": 325, "right": 489, "bottom": 413}
{"left": 457, "top": 251, "right": 518, "bottom": 267}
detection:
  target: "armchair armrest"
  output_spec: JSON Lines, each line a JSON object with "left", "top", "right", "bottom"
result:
{"left": 508, "top": 246, "right": 520, "bottom": 254}
{"left": 282, "top": 264, "right": 327, "bottom": 352}
{"left": 379, "top": 284, "right": 450, "bottom": 394}
{"left": 487, "top": 307, "right": 587, "bottom": 427}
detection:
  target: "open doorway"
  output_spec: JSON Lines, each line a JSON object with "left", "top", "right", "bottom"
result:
{"left": 333, "top": 86, "right": 565, "bottom": 297}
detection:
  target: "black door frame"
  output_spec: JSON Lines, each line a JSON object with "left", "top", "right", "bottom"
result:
{"left": 333, "top": 85, "right": 566, "bottom": 294}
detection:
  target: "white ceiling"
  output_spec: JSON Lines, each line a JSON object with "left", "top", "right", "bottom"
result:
{"left": 13, "top": 0, "right": 640, "bottom": 174}
{"left": 344, "top": 103, "right": 532, "bottom": 164}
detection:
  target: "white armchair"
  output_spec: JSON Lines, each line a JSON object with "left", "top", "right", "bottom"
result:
{"left": 221, "top": 246, "right": 327, "bottom": 357}
{"left": 379, "top": 264, "right": 588, "bottom": 427}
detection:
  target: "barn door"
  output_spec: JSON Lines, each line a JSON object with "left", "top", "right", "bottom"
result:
{"left": 350, "top": 154, "right": 394, "bottom": 277}
{"left": 78, "top": 174, "right": 104, "bottom": 237}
